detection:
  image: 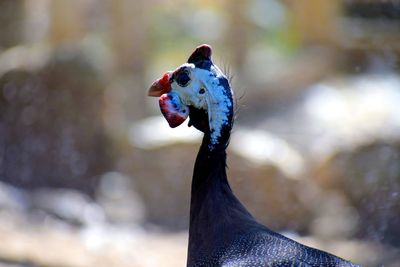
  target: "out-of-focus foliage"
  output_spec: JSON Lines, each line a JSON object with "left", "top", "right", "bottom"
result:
{"left": 0, "top": 0, "right": 400, "bottom": 266}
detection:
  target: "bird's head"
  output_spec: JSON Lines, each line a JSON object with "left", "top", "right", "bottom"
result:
{"left": 148, "top": 44, "right": 234, "bottom": 150}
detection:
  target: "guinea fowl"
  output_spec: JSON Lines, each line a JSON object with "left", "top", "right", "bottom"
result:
{"left": 148, "top": 44, "right": 361, "bottom": 267}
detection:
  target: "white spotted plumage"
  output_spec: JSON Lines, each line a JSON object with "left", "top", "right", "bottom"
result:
{"left": 170, "top": 63, "right": 233, "bottom": 149}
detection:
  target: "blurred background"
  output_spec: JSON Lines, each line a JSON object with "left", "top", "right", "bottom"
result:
{"left": 0, "top": 0, "right": 400, "bottom": 266}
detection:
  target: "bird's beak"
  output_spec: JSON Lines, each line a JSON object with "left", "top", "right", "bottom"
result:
{"left": 148, "top": 72, "right": 171, "bottom": 97}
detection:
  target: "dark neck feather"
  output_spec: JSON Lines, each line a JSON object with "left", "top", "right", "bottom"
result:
{"left": 190, "top": 134, "right": 230, "bottom": 206}
{"left": 187, "top": 127, "right": 254, "bottom": 263}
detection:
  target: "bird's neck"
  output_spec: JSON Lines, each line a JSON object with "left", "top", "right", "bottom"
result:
{"left": 187, "top": 133, "right": 254, "bottom": 263}
{"left": 190, "top": 134, "right": 230, "bottom": 200}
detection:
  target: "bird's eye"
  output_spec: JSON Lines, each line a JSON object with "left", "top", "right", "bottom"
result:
{"left": 198, "top": 88, "right": 205, "bottom": 94}
{"left": 175, "top": 69, "right": 190, "bottom": 87}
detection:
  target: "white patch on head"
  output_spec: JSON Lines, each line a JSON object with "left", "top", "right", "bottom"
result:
{"left": 170, "top": 63, "right": 233, "bottom": 149}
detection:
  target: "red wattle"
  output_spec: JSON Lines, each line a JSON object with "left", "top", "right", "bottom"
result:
{"left": 159, "top": 93, "right": 189, "bottom": 128}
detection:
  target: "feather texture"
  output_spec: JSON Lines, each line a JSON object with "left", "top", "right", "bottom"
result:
{"left": 187, "top": 137, "right": 360, "bottom": 267}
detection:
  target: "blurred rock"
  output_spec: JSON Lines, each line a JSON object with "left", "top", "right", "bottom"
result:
{"left": 0, "top": 1, "right": 25, "bottom": 49}
{"left": 0, "top": 45, "right": 112, "bottom": 195}
{"left": 0, "top": 182, "right": 31, "bottom": 229}
{"left": 228, "top": 127, "right": 314, "bottom": 232}
{"left": 129, "top": 116, "right": 201, "bottom": 149}
{"left": 127, "top": 117, "right": 199, "bottom": 229}
{"left": 242, "top": 73, "right": 400, "bottom": 159}
{"left": 230, "top": 127, "right": 305, "bottom": 179}
{"left": 31, "top": 188, "right": 105, "bottom": 227}
{"left": 125, "top": 143, "right": 196, "bottom": 229}
{"left": 310, "top": 191, "right": 359, "bottom": 239}
{"left": 315, "top": 142, "right": 400, "bottom": 245}
{"left": 0, "top": 44, "right": 51, "bottom": 77}
{"left": 0, "top": 182, "right": 30, "bottom": 212}
{"left": 96, "top": 172, "right": 145, "bottom": 225}
{"left": 302, "top": 74, "right": 400, "bottom": 158}
{"left": 228, "top": 151, "right": 313, "bottom": 233}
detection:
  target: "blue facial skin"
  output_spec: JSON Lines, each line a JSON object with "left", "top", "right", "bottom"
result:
{"left": 167, "top": 91, "right": 188, "bottom": 114}
{"left": 159, "top": 91, "right": 189, "bottom": 128}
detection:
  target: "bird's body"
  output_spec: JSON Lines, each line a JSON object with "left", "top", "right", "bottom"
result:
{"left": 187, "top": 137, "right": 359, "bottom": 267}
{"left": 148, "top": 44, "right": 361, "bottom": 267}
